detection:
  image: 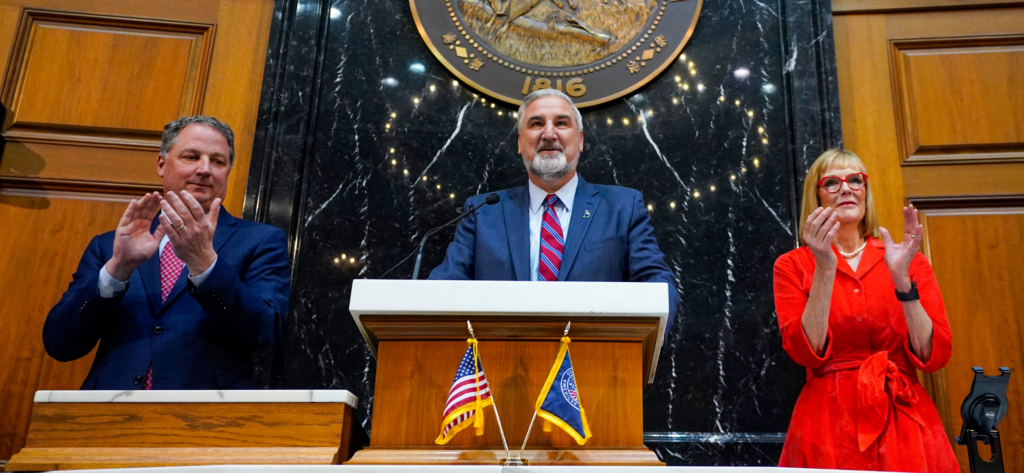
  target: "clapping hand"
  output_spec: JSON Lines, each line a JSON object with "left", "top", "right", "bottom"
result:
{"left": 158, "top": 190, "right": 221, "bottom": 276}
{"left": 105, "top": 192, "right": 166, "bottom": 281}
{"left": 879, "top": 204, "right": 923, "bottom": 292}
{"left": 803, "top": 207, "right": 840, "bottom": 269}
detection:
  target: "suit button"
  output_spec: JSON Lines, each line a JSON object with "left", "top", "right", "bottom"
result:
{"left": 134, "top": 375, "right": 143, "bottom": 385}
{"left": 853, "top": 288, "right": 860, "bottom": 293}
{"left": 154, "top": 326, "right": 163, "bottom": 334}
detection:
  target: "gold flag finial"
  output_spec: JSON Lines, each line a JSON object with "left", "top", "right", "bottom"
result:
{"left": 467, "top": 320, "right": 476, "bottom": 340}
{"left": 563, "top": 321, "right": 571, "bottom": 337}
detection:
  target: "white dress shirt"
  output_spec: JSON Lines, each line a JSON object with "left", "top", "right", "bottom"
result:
{"left": 98, "top": 215, "right": 218, "bottom": 298}
{"left": 527, "top": 173, "right": 578, "bottom": 281}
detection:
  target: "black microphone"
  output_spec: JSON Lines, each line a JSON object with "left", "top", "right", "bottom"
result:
{"left": 410, "top": 193, "right": 500, "bottom": 280}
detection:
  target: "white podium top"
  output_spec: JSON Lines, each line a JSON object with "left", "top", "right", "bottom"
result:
{"left": 349, "top": 279, "right": 669, "bottom": 383}
{"left": 33, "top": 390, "right": 358, "bottom": 408}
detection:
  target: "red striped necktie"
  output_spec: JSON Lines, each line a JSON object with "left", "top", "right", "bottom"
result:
{"left": 538, "top": 194, "right": 564, "bottom": 281}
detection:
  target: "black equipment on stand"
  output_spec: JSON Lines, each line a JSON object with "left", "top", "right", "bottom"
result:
{"left": 957, "top": 367, "right": 1010, "bottom": 473}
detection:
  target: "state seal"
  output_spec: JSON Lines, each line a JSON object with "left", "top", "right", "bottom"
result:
{"left": 411, "top": 0, "right": 702, "bottom": 107}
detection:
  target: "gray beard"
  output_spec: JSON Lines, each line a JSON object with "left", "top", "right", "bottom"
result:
{"left": 525, "top": 151, "right": 577, "bottom": 182}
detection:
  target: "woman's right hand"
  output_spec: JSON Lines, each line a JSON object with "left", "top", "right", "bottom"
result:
{"left": 803, "top": 207, "right": 839, "bottom": 270}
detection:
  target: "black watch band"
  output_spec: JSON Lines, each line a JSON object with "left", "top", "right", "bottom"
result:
{"left": 895, "top": 281, "right": 919, "bottom": 302}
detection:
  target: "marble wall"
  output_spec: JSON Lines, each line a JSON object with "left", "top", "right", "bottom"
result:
{"left": 245, "top": 0, "right": 842, "bottom": 466}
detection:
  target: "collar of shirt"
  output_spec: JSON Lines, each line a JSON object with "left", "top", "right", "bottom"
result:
{"left": 527, "top": 173, "right": 578, "bottom": 215}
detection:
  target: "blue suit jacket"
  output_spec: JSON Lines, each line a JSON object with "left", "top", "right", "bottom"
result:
{"left": 429, "top": 177, "right": 678, "bottom": 336}
{"left": 43, "top": 209, "right": 290, "bottom": 390}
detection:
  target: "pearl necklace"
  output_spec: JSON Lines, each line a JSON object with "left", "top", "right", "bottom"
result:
{"left": 838, "top": 240, "right": 868, "bottom": 259}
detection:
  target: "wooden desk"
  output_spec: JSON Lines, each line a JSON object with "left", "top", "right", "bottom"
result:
{"left": 4, "top": 390, "right": 360, "bottom": 471}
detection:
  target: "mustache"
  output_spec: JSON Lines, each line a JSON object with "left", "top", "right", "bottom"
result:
{"left": 537, "top": 141, "right": 564, "bottom": 152}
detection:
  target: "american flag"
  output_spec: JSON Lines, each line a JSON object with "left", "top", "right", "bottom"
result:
{"left": 435, "top": 345, "right": 492, "bottom": 444}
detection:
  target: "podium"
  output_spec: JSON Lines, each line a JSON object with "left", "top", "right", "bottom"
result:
{"left": 5, "top": 390, "right": 360, "bottom": 470}
{"left": 346, "top": 280, "right": 669, "bottom": 466}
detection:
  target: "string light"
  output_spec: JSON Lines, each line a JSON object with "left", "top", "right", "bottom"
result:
{"left": 607, "top": 118, "right": 614, "bottom": 125}
{"left": 385, "top": 123, "right": 391, "bottom": 130}
{"left": 349, "top": 257, "right": 355, "bottom": 263}
{"left": 622, "top": 118, "right": 630, "bottom": 125}
{"left": 730, "top": 174, "right": 737, "bottom": 181}
{"left": 718, "top": 96, "right": 725, "bottom": 102}
{"left": 762, "top": 138, "right": 768, "bottom": 144}
{"left": 481, "top": 98, "right": 486, "bottom": 103}
{"left": 747, "top": 110, "right": 754, "bottom": 117}
{"left": 710, "top": 185, "right": 716, "bottom": 191}
{"left": 512, "top": 112, "right": 518, "bottom": 118}
{"left": 436, "top": 184, "right": 441, "bottom": 189}
{"left": 391, "top": 159, "right": 397, "bottom": 165}
{"left": 670, "top": 202, "right": 676, "bottom": 209}
{"left": 452, "top": 80, "right": 459, "bottom": 86}
{"left": 672, "top": 98, "right": 679, "bottom": 105}
{"left": 753, "top": 157, "right": 760, "bottom": 167}
{"left": 389, "top": 148, "right": 395, "bottom": 153}
{"left": 758, "top": 126, "right": 764, "bottom": 134}
{"left": 697, "top": 83, "right": 705, "bottom": 91}
{"left": 333, "top": 258, "right": 340, "bottom": 263}
{"left": 693, "top": 190, "right": 700, "bottom": 198}
{"left": 734, "top": 99, "right": 741, "bottom": 106}
{"left": 342, "top": 254, "right": 347, "bottom": 259}
{"left": 391, "top": 112, "right": 397, "bottom": 118}
{"left": 741, "top": 167, "right": 748, "bottom": 173}
{"left": 403, "top": 169, "right": 409, "bottom": 175}
{"left": 413, "top": 97, "right": 420, "bottom": 104}
{"left": 429, "top": 85, "right": 436, "bottom": 92}
{"left": 449, "top": 193, "right": 455, "bottom": 199}
{"left": 647, "top": 203, "right": 653, "bottom": 211}
{"left": 682, "top": 83, "right": 690, "bottom": 90}
{"left": 422, "top": 175, "right": 428, "bottom": 181}
{"left": 675, "top": 76, "right": 681, "bottom": 82}
{"left": 490, "top": 103, "right": 495, "bottom": 108}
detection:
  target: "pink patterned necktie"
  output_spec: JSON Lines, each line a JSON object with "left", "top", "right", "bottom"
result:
{"left": 160, "top": 241, "right": 185, "bottom": 304}
{"left": 538, "top": 194, "right": 564, "bottom": 281}
{"left": 149, "top": 241, "right": 185, "bottom": 390}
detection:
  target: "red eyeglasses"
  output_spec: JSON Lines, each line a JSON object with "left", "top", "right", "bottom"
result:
{"left": 818, "top": 173, "right": 868, "bottom": 193}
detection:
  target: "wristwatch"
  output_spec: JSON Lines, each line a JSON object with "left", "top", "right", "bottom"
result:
{"left": 895, "top": 281, "right": 919, "bottom": 302}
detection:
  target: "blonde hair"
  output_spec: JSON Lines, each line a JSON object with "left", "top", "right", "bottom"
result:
{"left": 798, "top": 149, "right": 879, "bottom": 243}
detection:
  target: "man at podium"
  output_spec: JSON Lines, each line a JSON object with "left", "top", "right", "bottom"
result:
{"left": 429, "top": 89, "right": 679, "bottom": 336}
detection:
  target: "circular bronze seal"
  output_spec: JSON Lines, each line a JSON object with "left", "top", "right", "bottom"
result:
{"left": 411, "top": 0, "right": 702, "bottom": 108}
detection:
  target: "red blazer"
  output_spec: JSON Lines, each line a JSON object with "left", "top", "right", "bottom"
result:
{"left": 773, "top": 237, "right": 958, "bottom": 472}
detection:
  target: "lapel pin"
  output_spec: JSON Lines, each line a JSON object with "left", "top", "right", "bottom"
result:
{"left": 583, "top": 210, "right": 591, "bottom": 219}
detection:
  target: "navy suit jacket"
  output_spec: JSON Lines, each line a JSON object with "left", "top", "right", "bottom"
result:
{"left": 43, "top": 209, "right": 290, "bottom": 390}
{"left": 429, "top": 177, "right": 678, "bottom": 336}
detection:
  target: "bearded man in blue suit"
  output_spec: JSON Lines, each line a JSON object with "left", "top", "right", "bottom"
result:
{"left": 44, "top": 116, "right": 289, "bottom": 390}
{"left": 429, "top": 89, "right": 679, "bottom": 336}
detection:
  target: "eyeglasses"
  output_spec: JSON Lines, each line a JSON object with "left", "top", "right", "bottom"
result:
{"left": 818, "top": 173, "right": 868, "bottom": 193}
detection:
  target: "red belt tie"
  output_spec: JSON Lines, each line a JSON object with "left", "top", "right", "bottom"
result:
{"left": 812, "top": 352, "right": 925, "bottom": 452}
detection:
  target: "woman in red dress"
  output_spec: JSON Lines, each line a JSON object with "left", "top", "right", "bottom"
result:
{"left": 774, "top": 149, "right": 959, "bottom": 472}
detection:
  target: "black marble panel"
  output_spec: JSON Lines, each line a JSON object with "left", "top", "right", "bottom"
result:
{"left": 247, "top": 0, "right": 843, "bottom": 466}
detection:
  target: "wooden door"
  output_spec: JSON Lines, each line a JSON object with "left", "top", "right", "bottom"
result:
{"left": 833, "top": 1, "right": 1024, "bottom": 470}
{"left": 0, "top": 0, "right": 275, "bottom": 461}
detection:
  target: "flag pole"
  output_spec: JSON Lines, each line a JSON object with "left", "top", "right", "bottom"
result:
{"left": 516, "top": 321, "right": 572, "bottom": 461}
{"left": 467, "top": 321, "right": 511, "bottom": 460}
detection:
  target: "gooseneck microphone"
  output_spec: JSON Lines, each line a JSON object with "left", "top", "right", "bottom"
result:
{"left": 406, "top": 193, "right": 500, "bottom": 280}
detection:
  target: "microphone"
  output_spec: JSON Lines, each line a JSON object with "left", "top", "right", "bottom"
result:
{"left": 410, "top": 193, "right": 500, "bottom": 280}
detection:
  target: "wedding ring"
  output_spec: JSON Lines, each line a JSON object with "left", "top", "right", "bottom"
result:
{"left": 175, "top": 223, "right": 187, "bottom": 232}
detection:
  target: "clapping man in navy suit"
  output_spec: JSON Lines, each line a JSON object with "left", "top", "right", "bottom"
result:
{"left": 44, "top": 116, "right": 290, "bottom": 390}
{"left": 429, "top": 89, "right": 679, "bottom": 336}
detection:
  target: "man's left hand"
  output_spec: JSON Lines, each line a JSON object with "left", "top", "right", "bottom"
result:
{"left": 159, "top": 191, "right": 221, "bottom": 276}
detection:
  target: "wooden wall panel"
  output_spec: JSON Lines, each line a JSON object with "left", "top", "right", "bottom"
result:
{"left": 833, "top": 0, "right": 1024, "bottom": 14}
{"left": 918, "top": 207, "right": 1024, "bottom": 470}
{"left": 891, "top": 37, "right": 1024, "bottom": 164}
{"left": 0, "top": 0, "right": 274, "bottom": 461}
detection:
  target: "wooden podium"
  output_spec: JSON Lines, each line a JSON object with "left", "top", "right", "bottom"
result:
{"left": 5, "top": 390, "right": 360, "bottom": 470}
{"left": 346, "top": 280, "right": 669, "bottom": 466}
